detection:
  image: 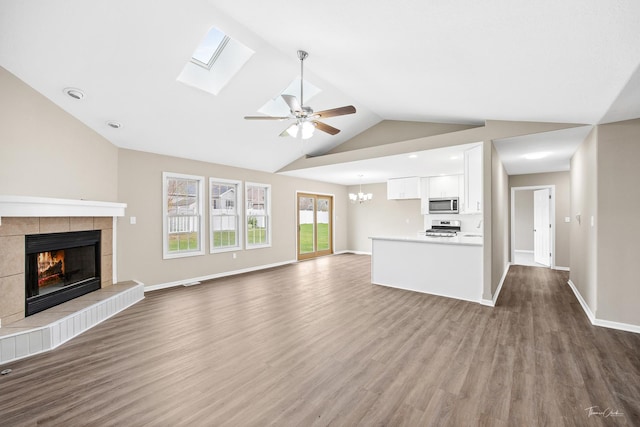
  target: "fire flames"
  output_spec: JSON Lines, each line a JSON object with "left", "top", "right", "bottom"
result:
{"left": 37, "top": 250, "right": 65, "bottom": 287}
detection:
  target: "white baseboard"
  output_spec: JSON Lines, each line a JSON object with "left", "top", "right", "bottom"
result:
{"left": 593, "top": 318, "right": 640, "bottom": 334}
{"left": 553, "top": 266, "right": 570, "bottom": 271}
{"left": 514, "top": 249, "right": 534, "bottom": 254}
{"left": 144, "top": 259, "right": 297, "bottom": 292}
{"left": 567, "top": 279, "right": 640, "bottom": 334}
{"left": 480, "top": 262, "right": 511, "bottom": 307}
{"left": 567, "top": 279, "right": 595, "bottom": 322}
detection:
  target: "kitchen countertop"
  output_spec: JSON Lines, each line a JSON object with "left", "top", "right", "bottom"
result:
{"left": 369, "top": 232, "right": 483, "bottom": 246}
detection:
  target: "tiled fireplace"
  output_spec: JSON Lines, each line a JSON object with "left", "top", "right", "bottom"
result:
{"left": 0, "top": 216, "right": 113, "bottom": 325}
{"left": 0, "top": 196, "right": 146, "bottom": 366}
{"left": 0, "top": 196, "right": 125, "bottom": 326}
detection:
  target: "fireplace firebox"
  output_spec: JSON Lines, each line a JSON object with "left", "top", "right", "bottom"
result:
{"left": 25, "top": 230, "right": 101, "bottom": 316}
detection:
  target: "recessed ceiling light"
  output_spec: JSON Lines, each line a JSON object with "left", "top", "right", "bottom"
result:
{"left": 106, "top": 121, "right": 122, "bottom": 129}
{"left": 63, "top": 87, "right": 85, "bottom": 100}
{"left": 450, "top": 155, "right": 459, "bottom": 160}
{"left": 522, "top": 151, "right": 550, "bottom": 160}
{"left": 408, "top": 154, "right": 418, "bottom": 159}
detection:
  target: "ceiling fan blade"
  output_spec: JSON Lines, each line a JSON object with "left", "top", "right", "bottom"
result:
{"left": 281, "top": 94, "right": 301, "bottom": 114}
{"left": 279, "top": 124, "right": 298, "bottom": 137}
{"left": 312, "top": 120, "right": 340, "bottom": 135}
{"left": 314, "top": 105, "right": 356, "bottom": 119}
{"left": 244, "top": 116, "right": 289, "bottom": 120}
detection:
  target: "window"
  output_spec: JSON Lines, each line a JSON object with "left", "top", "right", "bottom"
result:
{"left": 176, "top": 25, "right": 254, "bottom": 96}
{"left": 246, "top": 183, "right": 271, "bottom": 248}
{"left": 163, "top": 172, "right": 205, "bottom": 259}
{"left": 210, "top": 178, "right": 242, "bottom": 253}
{"left": 191, "top": 26, "right": 229, "bottom": 70}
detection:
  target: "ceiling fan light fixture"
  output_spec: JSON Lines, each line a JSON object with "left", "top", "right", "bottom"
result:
{"left": 285, "top": 124, "right": 299, "bottom": 138}
{"left": 301, "top": 121, "right": 315, "bottom": 139}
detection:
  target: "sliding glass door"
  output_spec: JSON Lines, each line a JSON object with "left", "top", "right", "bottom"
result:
{"left": 297, "top": 193, "right": 333, "bottom": 260}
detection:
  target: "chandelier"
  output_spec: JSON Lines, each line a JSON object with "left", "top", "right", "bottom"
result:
{"left": 349, "top": 176, "right": 373, "bottom": 204}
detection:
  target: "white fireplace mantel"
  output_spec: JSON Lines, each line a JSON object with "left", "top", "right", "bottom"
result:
{"left": 0, "top": 195, "right": 126, "bottom": 220}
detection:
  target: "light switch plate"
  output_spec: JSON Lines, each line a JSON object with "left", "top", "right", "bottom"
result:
{"left": 564, "top": 217, "right": 570, "bottom": 223}
{"left": 130, "top": 216, "right": 136, "bottom": 225}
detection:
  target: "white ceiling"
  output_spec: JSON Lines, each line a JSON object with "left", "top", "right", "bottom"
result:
{"left": 1, "top": 0, "right": 639, "bottom": 183}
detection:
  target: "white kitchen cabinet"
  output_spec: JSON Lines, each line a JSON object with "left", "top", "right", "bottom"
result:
{"left": 464, "top": 144, "right": 483, "bottom": 213}
{"left": 428, "top": 175, "right": 462, "bottom": 198}
{"left": 387, "top": 177, "right": 421, "bottom": 200}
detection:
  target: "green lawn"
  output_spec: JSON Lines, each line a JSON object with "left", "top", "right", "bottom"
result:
{"left": 299, "top": 223, "right": 329, "bottom": 253}
{"left": 168, "top": 232, "right": 199, "bottom": 252}
{"left": 247, "top": 227, "right": 267, "bottom": 245}
{"left": 212, "top": 230, "right": 236, "bottom": 248}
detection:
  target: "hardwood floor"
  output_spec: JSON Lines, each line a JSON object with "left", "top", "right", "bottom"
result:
{"left": 0, "top": 255, "right": 638, "bottom": 426}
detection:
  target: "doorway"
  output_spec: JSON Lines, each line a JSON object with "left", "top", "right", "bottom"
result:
{"left": 297, "top": 193, "right": 333, "bottom": 260}
{"left": 511, "top": 185, "right": 555, "bottom": 268}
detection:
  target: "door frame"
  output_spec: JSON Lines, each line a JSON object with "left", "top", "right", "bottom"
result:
{"left": 295, "top": 191, "right": 335, "bottom": 261}
{"left": 510, "top": 185, "right": 556, "bottom": 268}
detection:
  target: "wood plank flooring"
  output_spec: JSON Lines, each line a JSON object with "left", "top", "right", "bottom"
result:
{"left": 0, "top": 255, "right": 638, "bottom": 426}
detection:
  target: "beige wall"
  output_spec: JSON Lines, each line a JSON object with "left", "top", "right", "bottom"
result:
{"left": 490, "top": 143, "right": 509, "bottom": 296}
{"left": 596, "top": 119, "right": 640, "bottom": 326}
{"left": 509, "top": 171, "right": 571, "bottom": 268}
{"left": 513, "top": 190, "right": 534, "bottom": 251}
{"left": 570, "top": 128, "right": 598, "bottom": 311}
{"left": 0, "top": 67, "right": 118, "bottom": 201}
{"left": 116, "top": 149, "right": 348, "bottom": 287}
{"left": 346, "top": 182, "right": 423, "bottom": 253}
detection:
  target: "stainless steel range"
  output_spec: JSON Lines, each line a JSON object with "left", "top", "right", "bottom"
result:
{"left": 425, "top": 220, "right": 461, "bottom": 237}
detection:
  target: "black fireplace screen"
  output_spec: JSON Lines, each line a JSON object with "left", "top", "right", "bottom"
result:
{"left": 25, "top": 230, "right": 101, "bottom": 316}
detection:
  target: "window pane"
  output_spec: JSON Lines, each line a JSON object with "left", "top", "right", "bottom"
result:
{"left": 165, "top": 174, "right": 203, "bottom": 257}
{"left": 246, "top": 183, "right": 270, "bottom": 247}
{"left": 210, "top": 179, "right": 240, "bottom": 251}
{"left": 317, "top": 198, "right": 330, "bottom": 251}
{"left": 192, "top": 26, "right": 227, "bottom": 65}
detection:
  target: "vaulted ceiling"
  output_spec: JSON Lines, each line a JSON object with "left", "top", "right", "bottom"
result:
{"left": 1, "top": 0, "right": 639, "bottom": 181}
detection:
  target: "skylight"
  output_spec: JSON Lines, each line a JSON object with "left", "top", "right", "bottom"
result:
{"left": 191, "top": 26, "right": 229, "bottom": 69}
{"left": 177, "top": 25, "right": 254, "bottom": 96}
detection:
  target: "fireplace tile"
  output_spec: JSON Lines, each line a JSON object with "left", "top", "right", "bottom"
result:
{"left": 94, "top": 217, "right": 112, "bottom": 230}
{"left": 0, "top": 217, "right": 39, "bottom": 236}
{"left": 0, "top": 236, "right": 24, "bottom": 277}
{"left": 39, "top": 217, "right": 70, "bottom": 234}
{"left": 0, "top": 274, "right": 25, "bottom": 322}
{"left": 101, "top": 229, "right": 113, "bottom": 256}
{"left": 102, "top": 254, "right": 113, "bottom": 287}
{"left": 70, "top": 217, "right": 94, "bottom": 232}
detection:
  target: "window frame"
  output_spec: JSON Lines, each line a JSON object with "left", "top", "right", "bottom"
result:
{"left": 162, "top": 172, "right": 206, "bottom": 259}
{"left": 245, "top": 182, "right": 272, "bottom": 249}
{"left": 209, "top": 177, "right": 242, "bottom": 254}
{"left": 190, "top": 26, "right": 230, "bottom": 70}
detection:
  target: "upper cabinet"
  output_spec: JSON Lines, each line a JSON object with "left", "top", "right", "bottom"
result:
{"left": 429, "top": 175, "right": 462, "bottom": 198}
{"left": 387, "top": 177, "right": 421, "bottom": 200}
{"left": 463, "top": 144, "right": 483, "bottom": 213}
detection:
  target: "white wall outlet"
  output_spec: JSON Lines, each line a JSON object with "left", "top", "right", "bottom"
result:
{"left": 591, "top": 216, "right": 595, "bottom": 227}
{"left": 232, "top": 253, "right": 237, "bottom": 259}
{"left": 564, "top": 217, "right": 570, "bottom": 223}
{"left": 130, "top": 216, "right": 137, "bottom": 225}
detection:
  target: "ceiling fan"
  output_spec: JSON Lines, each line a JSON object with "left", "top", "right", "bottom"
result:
{"left": 244, "top": 50, "right": 356, "bottom": 139}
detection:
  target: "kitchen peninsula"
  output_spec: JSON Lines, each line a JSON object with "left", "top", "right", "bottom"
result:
{"left": 370, "top": 234, "right": 483, "bottom": 303}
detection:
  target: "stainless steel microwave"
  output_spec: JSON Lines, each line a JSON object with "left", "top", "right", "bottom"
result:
{"left": 429, "top": 197, "right": 459, "bottom": 214}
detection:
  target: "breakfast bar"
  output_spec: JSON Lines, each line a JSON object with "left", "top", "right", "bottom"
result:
{"left": 370, "top": 234, "right": 483, "bottom": 303}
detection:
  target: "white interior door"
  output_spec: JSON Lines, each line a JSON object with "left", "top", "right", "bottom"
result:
{"left": 534, "top": 188, "right": 551, "bottom": 266}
